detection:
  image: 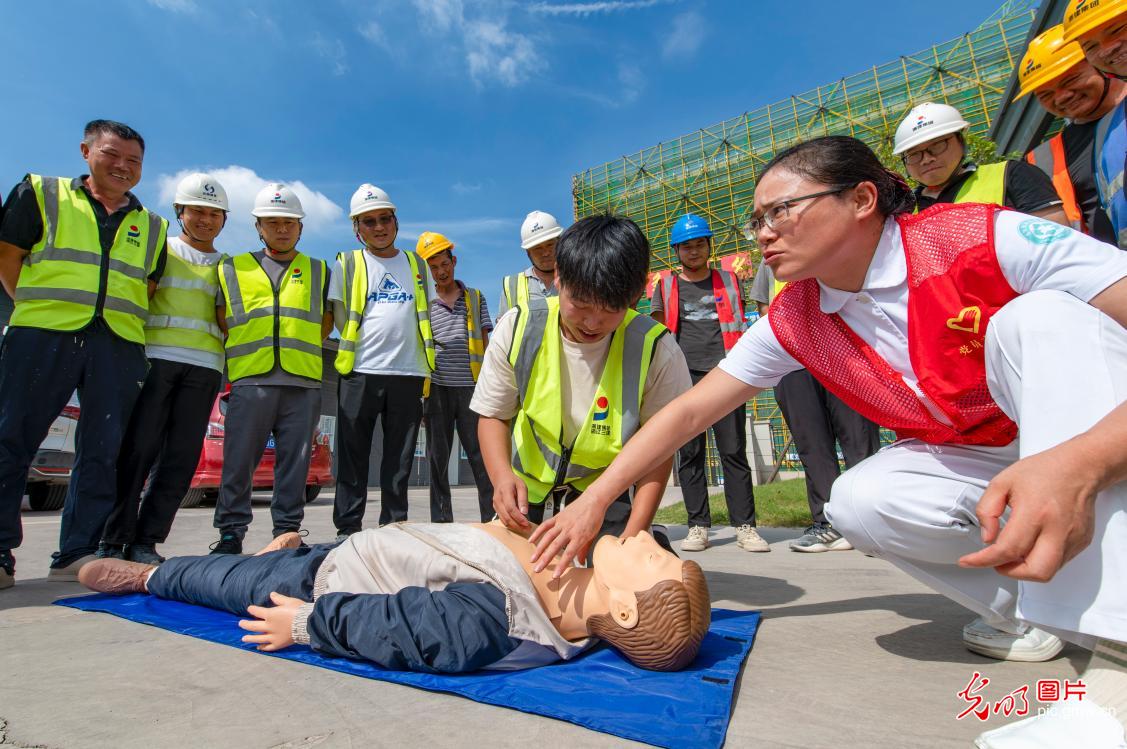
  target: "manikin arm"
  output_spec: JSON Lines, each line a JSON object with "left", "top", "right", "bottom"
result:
{"left": 240, "top": 583, "right": 519, "bottom": 673}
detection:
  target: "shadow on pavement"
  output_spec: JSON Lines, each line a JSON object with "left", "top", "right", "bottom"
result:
{"left": 704, "top": 570, "right": 805, "bottom": 607}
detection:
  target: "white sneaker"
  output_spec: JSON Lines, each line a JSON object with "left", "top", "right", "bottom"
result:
{"left": 975, "top": 698, "right": 1127, "bottom": 748}
{"left": 47, "top": 554, "right": 98, "bottom": 582}
{"left": 681, "top": 526, "right": 710, "bottom": 552}
{"left": 736, "top": 525, "right": 771, "bottom": 552}
{"left": 962, "top": 617, "right": 1064, "bottom": 662}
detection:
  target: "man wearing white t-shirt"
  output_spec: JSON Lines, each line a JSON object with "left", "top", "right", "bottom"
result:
{"left": 329, "top": 185, "right": 436, "bottom": 535}
{"left": 100, "top": 173, "right": 229, "bottom": 564}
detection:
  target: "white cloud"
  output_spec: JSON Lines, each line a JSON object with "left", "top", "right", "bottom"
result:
{"left": 661, "top": 10, "right": 705, "bottom": 60}
{"left": 451, "top": 181, "right": 483, "bottom": 195}
{"left": 529, "top": 0, "right": 672, "bottom": 17}
{"left": 618, "top": 61, "right": 644, "bottom": 104}
{"left": 413, "top": 0, "right": 464, "bottom": 33}
{"left": 146, "top": 0, "right": 196, "bottom": 12}
{"left": 311, "top": 33, "right": 349, "bottom": 76}
{"left": 397, "top": 217, "right": 513, "bottom": 244}
{"left": 157, "top": 166, "right": 346, "bottom": 252}
{"left": 358, "top": 20, "right": 392, "bottom": 53}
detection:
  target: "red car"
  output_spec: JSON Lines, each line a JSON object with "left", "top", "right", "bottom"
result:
{"left": 182, "top": 391, "right": 334, "bottom": 508}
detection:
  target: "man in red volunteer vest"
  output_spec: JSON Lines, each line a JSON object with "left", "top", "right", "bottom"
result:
{"left": 648, "top": 214, "right": 766, "bottom": 554}
{"left": 534, "top": 137, "right": 1127, "bottom": 748}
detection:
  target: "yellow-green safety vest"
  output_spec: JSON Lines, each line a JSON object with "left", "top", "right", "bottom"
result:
{"left": 501, "top": 271, "right": 557, "bottom": 311}
{"left": 10, "top": 174, "right": 167, "bottom": 344}
{"left": 218, "top": 252, "right": 326, "bottom": 382}
{"left": 915, "top": 162, "right": 1007, "bottom": 213}
{"left": 508, "top": 297, "right": 667, "bottom": 505}
{"left": 463, "top": 286, "right": 486, "bottom": 381}
{"left": 144, "top": 249, "right": 225, "bottom": 356}
{"left": 334, "top": 249, "right": 435, "bottom": 376}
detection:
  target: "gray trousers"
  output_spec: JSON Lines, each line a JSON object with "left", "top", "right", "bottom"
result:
{"left": 214, "top": 385, "right": 321, "bottom": 539}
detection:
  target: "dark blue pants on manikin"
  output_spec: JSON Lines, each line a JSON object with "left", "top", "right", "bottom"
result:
{"left": 0, "top": 321, "right": 146, "bottom": 567}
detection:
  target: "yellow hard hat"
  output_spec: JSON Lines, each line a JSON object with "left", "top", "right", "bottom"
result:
{"left": 1062, "top": 0, "right": 1124, "bottom": 45}
{"left": 1014, "top": 24, "right": 1087, "bottom": 102}
{"left": 416, "top": 231, "right": 454, "bottom": 260}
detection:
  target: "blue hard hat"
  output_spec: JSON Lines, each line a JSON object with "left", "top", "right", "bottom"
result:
{"left": 670, "top": 213, "right": 713, "bottom": 247}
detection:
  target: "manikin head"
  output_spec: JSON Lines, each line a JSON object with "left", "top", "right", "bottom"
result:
{"left": 749, "top": 136, "right": 914, "bottom": 290}
{"left": 585, "top": 531, "right": 711, "bottom": 671}
{"left": 554, "top": 214, "right": 650, "bottom": 344}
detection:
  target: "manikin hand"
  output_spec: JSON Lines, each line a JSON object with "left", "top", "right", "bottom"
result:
{"left": 493, "top": 470, "right": 531, "bottom": 530}
{"left": 238, "top": 591, "right": 305, "bottom": 651}
{"left": 529, "top": 494, "right": 605, "bottom": 577}
{"left": 959, "top": 441, "right": 1099, "bottom": 583}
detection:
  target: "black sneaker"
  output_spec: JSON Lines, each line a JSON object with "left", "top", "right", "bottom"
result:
{"left": 335, "top": 528, "right": 358, "bottom": 544}
{"left": 96, "top": 542, "right": 126, "bottom": 560}
{"left": 126, "top": 544, "right": 166, "bottom": 565}
{"left": 0, "top": 549, "right": 14, "bottom": 590}
{"left": 209, "top": 533, "right": 243, "bottom": 555}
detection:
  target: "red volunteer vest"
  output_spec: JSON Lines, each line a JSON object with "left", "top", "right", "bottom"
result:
{"left": 652, "top": 269, "right": 745, "bottom": 351}
{"left": 768, "top": 203, "right": 1018, "bottom": 446}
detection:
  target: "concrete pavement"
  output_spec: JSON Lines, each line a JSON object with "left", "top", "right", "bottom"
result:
{"left": 0, "top": 488, "right": 1085, "bottom": 748}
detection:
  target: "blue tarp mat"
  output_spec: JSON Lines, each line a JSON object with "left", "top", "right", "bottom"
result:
{"left": 57, "top": 593, "right": 759, "bottom": 748}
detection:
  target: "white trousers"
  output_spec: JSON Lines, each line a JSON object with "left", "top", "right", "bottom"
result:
{"left": 826, "top": 291, "right": 1127, "bottom": 647}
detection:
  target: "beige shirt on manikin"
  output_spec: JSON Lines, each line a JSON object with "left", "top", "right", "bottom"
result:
{"left": 470, "top": 308, "right": 692, "bottom": 444}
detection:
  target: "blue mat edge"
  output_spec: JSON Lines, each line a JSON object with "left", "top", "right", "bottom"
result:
{"left": 56, "top": 594, "right": 760, "bottom": 748}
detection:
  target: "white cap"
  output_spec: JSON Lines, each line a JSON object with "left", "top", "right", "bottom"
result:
{"left": 174, "top": 172, "right": 228, "bottom": 212}
{"left": 252, "top": 183, "right": 304, "bottom": 219}
{"left": 349, "top": 183, "right": 396, "bottom": 218}
{"left": 892, "top": 102, "right": 970, "bottom": 155}
{"left": 520, "top": 210, "right": 564, "bottom": 250}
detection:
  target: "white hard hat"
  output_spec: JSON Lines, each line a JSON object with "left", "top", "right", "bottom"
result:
{"left": 252, "top": 183, "right": 305, "bottom": 219}
{"left": 520, "top": 210, "right": 564, "bottom": 250}
{"left": 349, "top": 183, "right": 396, "bottom": 218}
{"left": 174, "top": 172, "right": 229, "bottom": 212}
{"left": 892, "top": 102, "right": 970, "bottom": 156}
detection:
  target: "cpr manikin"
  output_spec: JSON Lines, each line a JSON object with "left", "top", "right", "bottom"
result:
{"left": 78, "top": 522, "right": 711, "bottom": 673}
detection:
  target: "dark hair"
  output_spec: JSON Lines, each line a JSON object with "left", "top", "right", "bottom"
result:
{"left": 83, "top": 120, "right": 146, "bottom": 152}
{"left": 761, "top": 136, "right": 913, "bottom": 216}
{"left": 555, "top": 214, "right": 650, "bottom": 311}
{"left": 587, "top": 560, "right": 711, "bottom": 671}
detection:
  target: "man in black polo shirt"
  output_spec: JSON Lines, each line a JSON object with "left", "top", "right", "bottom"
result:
{"left": 0, "top": 120, "right": 167, "bottom": 588}
{"left": 416, "top": 232, "right": 494, "bottom": 522}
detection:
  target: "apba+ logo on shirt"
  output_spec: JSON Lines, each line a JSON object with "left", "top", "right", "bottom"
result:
{"left": 368, "top": 273, "right": 413, "bottom": 304}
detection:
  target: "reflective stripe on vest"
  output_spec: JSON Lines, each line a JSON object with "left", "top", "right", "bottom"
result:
{"left": 1095, "top": 100, "right": 1127, "bottom": 250}
{"left": 144, "top": 251, "right": 224, "bottom": 354}
{"left": 651, "top": 268, "right": 746, "bottom": 350}
{"left": 10, "top": 174, "right": 166, "bottom": 344}
{"left": 507, "top": 297, "right": 666, "bottom": 505}
{"left": 1026, "top": 134, "right": 1086, "bottom": 232}
{"left": 502, "top": 273, "right": 531, "bottom": 311}
{"left": 333, "top": 249, "right": 435, "bottom": 375}
{"left": 219, "top": 252, "right": 325, "bottom": 381}
{"left": 769, "top": 202, "right": 1018, "bottom": 447}
{"left": 465, "top": 286, "right": 485, "bottom": 381}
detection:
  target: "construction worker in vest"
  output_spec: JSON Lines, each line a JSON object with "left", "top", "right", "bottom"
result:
{"left": 647, "top": 213, "right": 768, "bottom": 555}
{"left": 496, "top": 210, "right": 563, "bottom": 317}
{"left": 1063, "top": 0, "right": 1127, "bottom": 80}
{"left": 415, "top": 231, "right": 495, "bottom": 523}
{"left": 893, "top": 102, "right": 1070, "bottom": 224}
{"left": 97, "top": 173, "right": 229, "bottom": 565}
{"left": 1016, "top": 24, "right": 1126, "bottom": 246}
{"left": 211, "top": 183, "right": 331, "bottom": 555}
{"left": 1063, "top": 0, "right": 1127, "bottom": 250}
{"left": 533, "top": 136, "right": 1127, "bottom": 748}
{"left": 475, "top": 215, "right": 690, "bottom": 552}
{"left": 329, "top": 184, "right": 435, "bottom": 537}
{"left": 0, "top": 120, "right": 168, "bottom": 587}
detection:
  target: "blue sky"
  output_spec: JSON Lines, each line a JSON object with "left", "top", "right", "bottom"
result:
{"left": 1, "top": 0, "right": 1018, "bottom": 308}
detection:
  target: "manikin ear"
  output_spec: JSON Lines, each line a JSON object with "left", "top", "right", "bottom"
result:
{"left": 608, "top": 589, "right": 639, "bottom": 630}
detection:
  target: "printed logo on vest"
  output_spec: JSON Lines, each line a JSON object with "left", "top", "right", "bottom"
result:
{"left": 591, "top": 396, "right": 612, "bottom": 436}
{"left": 1018, "top": 218, "right": 1072, "bottom": 245}
{"left": 126, "top": 224, "right": 141, "bottom": 247}
{"left": 946, "top": 306, "right": 982, "bottom": 334}
{"left": 369, "top": 273, "right": 413, "bottom": 304}
{"left": 290, "top": 267, "right": 304, "bottom": 285}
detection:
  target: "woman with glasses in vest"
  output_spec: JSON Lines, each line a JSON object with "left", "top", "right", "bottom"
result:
{"left": 532, "top": 136, "right": 1127, "bottom": 749}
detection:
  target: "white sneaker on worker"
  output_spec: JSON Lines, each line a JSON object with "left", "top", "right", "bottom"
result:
{"left": 681, "top": 526, "right": 710, "bottom": 552}
{"left": 735, "top": 525, "right": 771, "bottom": 552}
{"left": 962, "top": 617, "right": 1064, "bottom": 662}
{"left": 974, "top": 698, "right": 1127, "bottom": 748}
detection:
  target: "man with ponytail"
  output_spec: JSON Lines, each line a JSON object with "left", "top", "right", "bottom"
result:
{"left": 533, "top": 136, "right": 1127, "bottom": 748}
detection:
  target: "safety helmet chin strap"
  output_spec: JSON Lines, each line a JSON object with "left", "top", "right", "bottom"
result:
{"left": 353, "top": 214, "right": 398, "bottom": 252}
{"left": 176, "top": 204, "right": 228, "bottom": 245}
{"left": 257, "top": 219, "right": 302, "bottom": 257}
